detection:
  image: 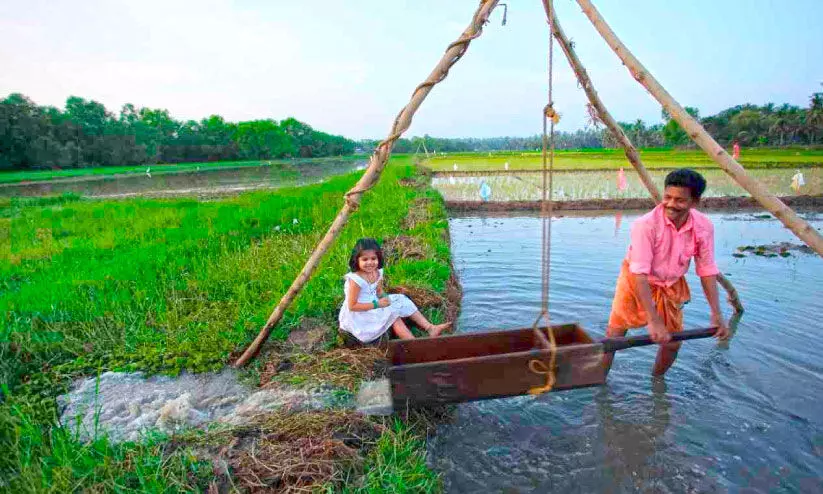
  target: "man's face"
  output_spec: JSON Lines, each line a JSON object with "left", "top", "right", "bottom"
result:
{"left": 662, "top": 186, "right": 697, "bottom": 224}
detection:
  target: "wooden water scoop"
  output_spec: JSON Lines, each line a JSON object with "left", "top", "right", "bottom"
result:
{"left": 389, "top": 324, "right": 717, "bottom": 408}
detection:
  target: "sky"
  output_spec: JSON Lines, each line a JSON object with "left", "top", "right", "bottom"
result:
{"left": 1, "top": 0, "right": 821, "bottom": 139}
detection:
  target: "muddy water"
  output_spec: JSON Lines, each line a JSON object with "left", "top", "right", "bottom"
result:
{"left": 0, "top": 159, "right": 361, "bottom": 198}
{"left": 430, "top": 210, "right": 823, "bottom": 493}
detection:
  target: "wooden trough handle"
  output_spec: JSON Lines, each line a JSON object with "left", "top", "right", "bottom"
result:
{"left": 601, "top": 327, "right": 717, "bottom": 353}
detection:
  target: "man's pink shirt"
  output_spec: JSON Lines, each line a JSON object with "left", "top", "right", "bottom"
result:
{"left": 626, "top": 204, "right": 720, "bottom": 287}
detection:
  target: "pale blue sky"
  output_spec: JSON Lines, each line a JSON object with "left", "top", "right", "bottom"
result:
{"left": 1, "top": 0, "right": 820, "bottom": 139}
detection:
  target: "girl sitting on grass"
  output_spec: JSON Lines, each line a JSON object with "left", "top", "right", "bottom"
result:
{"left": 339, "top": 238, "right": 452, "bottom": 344}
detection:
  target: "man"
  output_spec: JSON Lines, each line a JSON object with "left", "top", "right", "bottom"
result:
{"left": 605, "top": 169, "right": 729, "bottom": 377}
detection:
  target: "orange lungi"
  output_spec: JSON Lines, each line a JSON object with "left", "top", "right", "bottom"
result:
{"left": 607, "top": 260, "right": 691, "bottom": 335}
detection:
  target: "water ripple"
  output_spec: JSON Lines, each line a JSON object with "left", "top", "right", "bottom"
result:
{"left": 433, "top": 211, "right": 823, "bottom": 493}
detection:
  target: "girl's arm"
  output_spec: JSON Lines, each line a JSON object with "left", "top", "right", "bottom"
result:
{"left": 347, "top": 279, "right": 383, "bottom": 312}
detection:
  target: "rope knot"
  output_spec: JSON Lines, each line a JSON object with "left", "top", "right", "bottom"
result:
{"left": 544, "top": 104, "right": 561, "bottom": 125}
{"left": 528, "top": 359, "right": 556, "bottom": 395}
{"left": 344, "top": 190, "right": 363, "bottom": 210}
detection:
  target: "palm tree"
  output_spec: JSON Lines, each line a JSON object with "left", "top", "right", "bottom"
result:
{"left": 807, "top": 92, "right": 823, "bottom": 144}
{"left": 769, "top": 116, "right": 792, "bottom": 146}
{"left": 633, "top": 118, "right": 646, "bottom": 147}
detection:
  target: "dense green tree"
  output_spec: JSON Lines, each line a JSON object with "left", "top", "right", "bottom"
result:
{"left": 661, "top": 107, "right": 699, "bottom": 146}
{"left": 807, "top": 92, "right": 823, "bottom": 144}
{"left": 2, "top": 89, "right": 822, "bottom": 171}
{"left": 0, "top": 94, "right": 355, "bottom": 170}
{"left": 233, "top": 120, "right": 295, "bottom": 159}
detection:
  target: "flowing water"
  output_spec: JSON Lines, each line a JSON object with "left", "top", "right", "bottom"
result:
{"left": 429, "top": 210, "right": 823, "bottom": 493}
{"left": 0, "top": 159, "right": 362, "bottom": 198}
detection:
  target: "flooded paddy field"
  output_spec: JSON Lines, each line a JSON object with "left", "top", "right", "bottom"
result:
{"left": 431, "top": 167, "right": 822, "bottom": 203}
{"left": 423, "top": 148, "right": 823, "bottom": 172}
{"left": 429, "top": 209, "right": 823, "bottom": 493}
{"left": 0, "top": 158, "right": 363, "bottom": 198}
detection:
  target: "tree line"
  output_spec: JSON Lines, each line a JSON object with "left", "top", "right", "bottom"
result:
{"left": 3, "top": 89, "right": 821, "bottom": 170}
{"left": 0, "top": 93, "right": 355, "bottom": 170}
{"left": 361, "top": 89, "right": 823, "bottom": 153}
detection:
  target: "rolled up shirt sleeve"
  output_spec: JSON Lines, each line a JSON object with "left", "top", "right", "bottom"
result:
{"left": 695, "top": 222, "right": 720, "bottom": 277}
{"left": 628, "top": 220, "right": 654, "bottom": 275}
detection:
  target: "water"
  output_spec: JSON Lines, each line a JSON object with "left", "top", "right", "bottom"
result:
{"left": 0, "top": 159, "right": 361, "bottom": 198}
{"left": 58, "top": 370, "right": 349, "bottom": 444}
{"left": 432, "top": 168, "right": 822, "bottom": 202}
{"left": 429, "top": 210, "right": 823, "bottom": 493}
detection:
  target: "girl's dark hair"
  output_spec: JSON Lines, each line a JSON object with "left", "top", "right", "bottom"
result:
{"left": 664, "top": 168, "right": 707, "bottom": 199}
{"left": 348, "top": 238, "right": 384, "bottom": 272}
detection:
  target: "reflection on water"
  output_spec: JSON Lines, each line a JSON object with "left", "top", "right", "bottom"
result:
{"left": 0, "top": 160, "right": 361, "bottom": 198}
{"left": 429, "top": 210, "right": 823, "bottom": 493}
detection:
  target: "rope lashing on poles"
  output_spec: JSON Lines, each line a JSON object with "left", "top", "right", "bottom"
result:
{"left": 342, "top": 0, "right": 500, "bottom": 210}
{"left": 234, "top": 0, "right": 503, "bottom": 367}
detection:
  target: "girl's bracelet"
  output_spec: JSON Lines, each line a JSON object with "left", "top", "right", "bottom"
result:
{"left": 372, "top": 300, "right": 379, "bottom": 309}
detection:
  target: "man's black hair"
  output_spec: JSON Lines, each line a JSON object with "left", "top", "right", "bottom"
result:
{"left": 664, "top": 168, "right": 707, "bottom": 199}
{"left": 348, "top": 238, "right": 384, "bottom": 272}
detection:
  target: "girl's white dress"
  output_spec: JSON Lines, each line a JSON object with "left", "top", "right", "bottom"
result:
{"left": 338, "top": 269, "right": 418, "bottom": 343}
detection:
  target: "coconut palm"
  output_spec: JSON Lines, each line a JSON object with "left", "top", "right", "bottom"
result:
{"left": 807, "top": 92, "right": 823, "bottom": 144}
{"left": 769, "top": 116, "right": 792, "bottom": 146}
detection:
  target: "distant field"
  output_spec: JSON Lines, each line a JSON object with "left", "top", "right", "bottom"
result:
{"left": 423, "top": 148, "right": 823, "bottom": 172}
{"left": 432, "top": 167, "right": 822, "bottom": 202}
{"left": 0, "top": 156, "right": 362, "bottom": 184}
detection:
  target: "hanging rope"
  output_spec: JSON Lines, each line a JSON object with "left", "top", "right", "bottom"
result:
{"left": 529, "top": 0, "right": 559, "bottom": 395}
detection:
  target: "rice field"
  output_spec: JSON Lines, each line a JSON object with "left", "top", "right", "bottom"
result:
{"left": 0, "top": 156, "right": 364, "bottom": 184}
{"left": 423, "top": 148, "right": 823, "bottom": 172}
{"left": 432, "top": 167, "right": 822, "bottom": 202}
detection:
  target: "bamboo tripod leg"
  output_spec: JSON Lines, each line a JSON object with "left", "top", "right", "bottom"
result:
{"left": 541, "top": 0, "right": 659, "bottom": 203}
{"left": 543, "top": 0, "right": 742, "bottom": 312}
{"left": 233, "top": 0, "right": 502, "bottom": 367}
{"left": 575, "top": 0, "right": 823, "bottom": 257}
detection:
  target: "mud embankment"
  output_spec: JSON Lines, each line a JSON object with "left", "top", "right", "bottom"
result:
{"left": 445, "top": 194, "right": 823, "bottom": 212}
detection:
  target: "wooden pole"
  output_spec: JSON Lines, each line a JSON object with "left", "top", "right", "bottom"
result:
{"left": 541, "top": 0, "right": 659, "bottom": 203}
{"left": 233, "top": 0, "right": 501, "bottom": 367}
{"left": 574, "top": 0, "right": 823, "bottom": 257}
{"left": 542, "top": 0, "right": 742, "bottom": 313}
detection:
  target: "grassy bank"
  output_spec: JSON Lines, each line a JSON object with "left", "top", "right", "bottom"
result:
{"left": 1, "top": 156, "right": 447, "bottom": 492}
{"left": 423, "top": 147, "right": 823, "bottom": 172}
{"left": 0, "top": 155, "right": 364, "bottom": 185}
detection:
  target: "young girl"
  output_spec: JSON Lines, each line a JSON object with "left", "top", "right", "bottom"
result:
{"left": 339, "top": 238, "right": 452, "bottom": 344}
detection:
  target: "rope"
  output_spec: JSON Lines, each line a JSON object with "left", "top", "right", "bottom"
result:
{"left": 234, "top": 0, "right": 502, "bottom": 367}
{"left": 343, "top": 0, "right": 498, "bottom": 209}
{"left": 529, "top": 0, "right": 558, "bottom": 395}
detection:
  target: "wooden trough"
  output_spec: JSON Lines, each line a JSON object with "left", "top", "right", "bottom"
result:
{"left": 388, "top": 323, "right": 716, "bottom": 408}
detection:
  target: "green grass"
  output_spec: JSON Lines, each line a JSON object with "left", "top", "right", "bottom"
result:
{"left": 0, "top": 155, "right": 363, "bottom": 184}
{"left": 423, "top": 147, "right": 823, "bottom": 172}
{"left": 0, "top": 156, "right": 449, "bottom": 492}
{"left": 0, "top": 399, "right": 211, "bottom": 493}
{"left": 342, "top": 419, "right": 440, "bottom": 493}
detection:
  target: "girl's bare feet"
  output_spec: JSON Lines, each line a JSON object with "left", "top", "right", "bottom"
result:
{"left": 427, "top": 322, "right": 452, "bottom": 337}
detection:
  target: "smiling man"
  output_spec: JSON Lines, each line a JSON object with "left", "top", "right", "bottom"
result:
{"left": 604, "top": 168, "right": 729, "bottom": 377}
